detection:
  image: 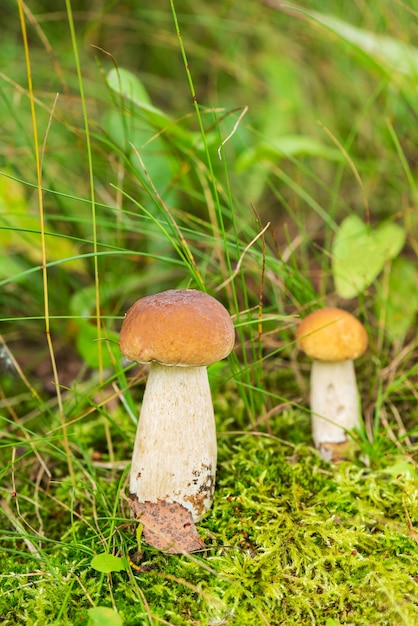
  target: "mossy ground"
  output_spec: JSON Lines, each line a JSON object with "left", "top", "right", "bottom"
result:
{"left": 1, "top": 408, "right": 417, "bottom": 626}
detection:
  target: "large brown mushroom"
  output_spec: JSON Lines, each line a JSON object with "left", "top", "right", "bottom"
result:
{"left": 119, "top": 289, "right": 235, "bottom": 521}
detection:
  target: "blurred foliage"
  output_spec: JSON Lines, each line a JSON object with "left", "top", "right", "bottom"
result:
{"left": 0, "top": 0, "right": 416, "bottom": 446}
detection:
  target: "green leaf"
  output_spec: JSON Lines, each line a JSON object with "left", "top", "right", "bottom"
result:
{"left": 104, "top": 69, "right": 182, "bottom": 203}
{"left": 105, "top": 109, "right": 174, "bottom": 199}
{"left": 87, "top": 607, "right": 124, "bottom": 626}
{"left": 377, "top": 257, "right": 418, "bottom": 343}
{"left": 135, "top": 521, "right": 143, "bottom": 547}
{"left": 105, "top": 67, "right": 200, "bottom": 150}
{"left": 382, "top": 456, "right": 416, "bottom": 481}
{"left": 106, "top": 67, "right": 172, "bottom": 129}
{"left": 0, "top": 173, "right": 86, "bottom": 275}
{"left": 291, "top": 8, "right": 418, "bottom": 80}
{"left": 91, "top": 553, "right": 127, "bottom": 573}
{"left": 332, "top": 215, "right": 406, "bottom": 299}
{"left": 236, "top": 135, "right": 343, "bottom": 171}
{"left": 106, "top": 67, "right": 152, "bottom": 106}
{"left": 0, "top": 252, "right": 27, "bottom": 281}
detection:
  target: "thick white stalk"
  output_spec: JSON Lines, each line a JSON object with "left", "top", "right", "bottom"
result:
{"left": 130, "top": 362, "right": 217, "bottom": 522}
{"left": 310, "top": 360, "right": 361, "bottom": 448}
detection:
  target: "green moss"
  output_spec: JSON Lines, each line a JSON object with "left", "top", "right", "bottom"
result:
{"left": 2, "top": 424, "right": 416, "bottom": 625}
{"left": 204, "top": 434, "right": 418, "bottom": 625}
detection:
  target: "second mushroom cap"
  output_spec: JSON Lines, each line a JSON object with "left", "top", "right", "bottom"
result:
{"left": 296, "top": 307, "right": 368, "bottom": 362}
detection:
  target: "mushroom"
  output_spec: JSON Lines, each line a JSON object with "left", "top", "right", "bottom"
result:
{"left": 296, "top": 307, "right": 368, "bottom": 460}
{"left": 119, "top": 289, "right": 235, "bottom": 522}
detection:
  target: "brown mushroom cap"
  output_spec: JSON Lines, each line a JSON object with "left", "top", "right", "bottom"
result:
{"left": 119, "top": 289, "right": 235, "bottom": 366}
{"left": 296, "top": 307, "right": 368, "bottom": 361}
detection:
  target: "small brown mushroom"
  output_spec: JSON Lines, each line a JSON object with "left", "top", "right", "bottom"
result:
{"left": 296, "top": 307, "right": 368, "bottom": 460}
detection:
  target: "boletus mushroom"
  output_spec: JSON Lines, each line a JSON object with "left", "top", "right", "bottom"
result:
{"left": 119, "top": 289, "right": 235, "bottom": 522}
{"left": 296, "top": 307, "right": 368, "bottom": 460}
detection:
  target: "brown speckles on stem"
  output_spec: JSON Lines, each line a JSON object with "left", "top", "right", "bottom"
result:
{"left": 182, "top": 463, "right": 214, "bottom": 517}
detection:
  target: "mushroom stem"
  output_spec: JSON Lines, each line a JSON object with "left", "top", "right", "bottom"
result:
{"left": 310, "top": 360, "right": 361, "bottom": 448}
{"left": 130, "top": 362, "right": 217, "bottom": 522}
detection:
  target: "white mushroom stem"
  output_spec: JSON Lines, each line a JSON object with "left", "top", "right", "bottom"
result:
{"left": 130, "top": 362, "right": 217, "bottom": 522}
{"left": 310, "top": 360, "right": 362, "bottom": 449}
